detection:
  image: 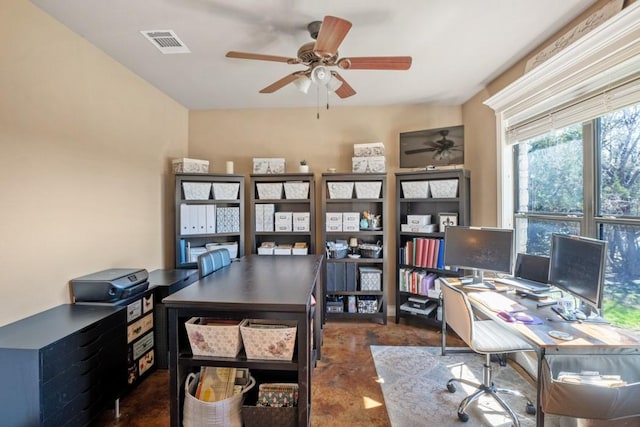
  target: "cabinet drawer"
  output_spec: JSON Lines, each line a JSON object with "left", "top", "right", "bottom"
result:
{"left": 132, "top": 332, "right": 154, "bottom": 360}
{"left": 127, "top": 313, "right": 153, "bottom": 343}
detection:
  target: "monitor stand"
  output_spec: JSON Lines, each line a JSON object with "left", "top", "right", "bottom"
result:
{"left": 461, "top": 269, "right": 496, "bottom": 290}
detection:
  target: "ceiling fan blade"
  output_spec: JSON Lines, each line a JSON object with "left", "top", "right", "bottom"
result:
{"left": 259, "top": 73, "right": 301, "bottom": 93}
{"left": 331, "top": 72, "right": 356, "bottom": 99}
{"left": 338, "top": 56, "right": 412, "bottom": 70}
{"left": 314, "top": 16, "right": 352, "bottom": 58}
{"left": 226, "top": 51, "right": 299, "bottom": 64}
{"left": 405, "top": 147, "right": 437, "bottom": 155}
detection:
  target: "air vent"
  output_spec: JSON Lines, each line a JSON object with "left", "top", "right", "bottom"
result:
{"left": 140, "top": 30, "right": 190, "bottom": 54}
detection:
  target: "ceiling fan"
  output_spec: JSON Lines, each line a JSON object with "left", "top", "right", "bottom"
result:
{"left": 405, "top": 130, "right": 462, "bottom": 160}
{"left": 225, "top": 15, "right": 412, "bottom": 99}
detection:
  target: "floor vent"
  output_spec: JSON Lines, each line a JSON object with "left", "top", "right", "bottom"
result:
{"left": 140, "top": 30, "right": 190, "bottom": 54}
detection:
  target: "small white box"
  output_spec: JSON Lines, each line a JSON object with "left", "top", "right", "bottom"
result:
{"left": 255, "top": 205, "right": 264, "bottom": 232}
{"left": 327, "top": 182, "right": 354, "bottom": 199}
{"left": 407, "top": 215, "right": 432, "bottom": 226}
{"left": 342, "top": 212, "right": 359, "bottom": 223}
{"left": 258, "top": 242, "right": 275, "bottom": 255}
{"left": 292, "top": 242, "right": 308, "bottom": 255}
{"left": 401, "top": 224, "right": 439, "bottom": 233}
{"left": 428, "top": 278, "right": 442, "bottom": 299}
{"left": 256, "top": 183, "right": 283, "bottom": 199}
{"left": 355, "top": 181, "right": 382, "bottom": 199}
{"left": 401, "top": 181, "right": 430, "bottom": 198}
{"left": 182, "top": 182, "right": 211, "bottom": 200}
{"left": 343, "top": 223, "right": 359, "bottom": 232}
{"left": 273, "top": 244, "right": 292, "bottom": 255}
{"left": 211, "top": 182, "right": 239, "bottom": 200}
{"left": 429, "top": 179, "right": 458, "bottom": 198}
{"left": 283, "top": 182, "right": 309, "bottom": 199}
{"left": 292, "top": 212, "right": 310, "bottom": 232}
{"left": 253, "top": 158, "right": 285, "bottom": 174}
{"left": 173, "top": 158, "right": 209, "bottom": 174}
{"left": 353, "top": 142, "right": 385, "bottom": 157}
{"left": 326, "top": 212, "right": 343, "bottom": 232}
{"left": 275, "top": 211, "right": 293, "bottom": 232}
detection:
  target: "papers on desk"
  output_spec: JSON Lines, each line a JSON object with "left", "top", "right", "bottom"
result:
{"left": 468, "top": 291, "right": 527, "bottom": 313}
{"left": 557, "top": 371, "right": 627, "bottom": 388}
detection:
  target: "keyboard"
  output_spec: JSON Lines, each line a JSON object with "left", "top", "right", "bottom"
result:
{"left": 467, "top": 291, "right": 527, "bottom": 313}
{"left": 495, "top": 277, "right": 551, "bottom": 294}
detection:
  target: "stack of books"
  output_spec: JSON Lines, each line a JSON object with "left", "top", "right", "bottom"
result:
{"left": 195, "top": 367, "right": 250, "bottom": 402}
{"left": 557, "top": 371, "right": 627, "bottom": 388}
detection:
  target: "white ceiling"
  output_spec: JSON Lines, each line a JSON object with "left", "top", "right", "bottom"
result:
{"left": 30, "top": 0, "right": 598, "bottom": 110}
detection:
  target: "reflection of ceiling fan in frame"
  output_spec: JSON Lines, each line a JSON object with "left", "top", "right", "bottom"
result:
{"left": 404, "top": 130, "right": 463, "bottom": 161}
{"left": 225, "top": 16, "right": 412, "bottom": 99}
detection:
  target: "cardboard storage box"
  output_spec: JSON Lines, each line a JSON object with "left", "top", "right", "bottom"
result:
{"left": 326, "top": 212, "right": 343, "bottom": 232}
{"left": 292, "top": 212, "right": 310, "bottom": 232}
{"left": 353, "top": 142, "right": 385, "bottom": 157}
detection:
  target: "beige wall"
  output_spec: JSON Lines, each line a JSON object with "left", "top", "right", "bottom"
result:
{"left": 189, "top": 105, "right": 462, "bottom": 307}
{"left": 0, "top": 0, "right": 189, "bottom": 326}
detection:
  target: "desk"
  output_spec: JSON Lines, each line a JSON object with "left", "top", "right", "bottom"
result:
{"left": 441, "top": 277, "right": 640, "bottom": 426}
{"left": 163, "top": 254, "right": 324, "bottom": 427}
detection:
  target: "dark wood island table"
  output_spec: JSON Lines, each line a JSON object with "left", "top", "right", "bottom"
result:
{"left": 163, "top": 254, "right": 324, "bottom": 427}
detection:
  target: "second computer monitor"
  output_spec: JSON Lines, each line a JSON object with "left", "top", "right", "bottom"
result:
{"left": 444, "top": 226, "right": 514, "bottom": 283}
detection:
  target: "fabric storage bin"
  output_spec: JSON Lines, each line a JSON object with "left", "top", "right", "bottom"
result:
{"left": 401, "top": 181, "right": 430, "bottom": 198}
{"left": 212, "top": 183, "right": 240, "bottom": 200}
{"left": 242, "top": 406, "right": 297, "bottom": 427}
{"left": 541, "top": 352, "right": 640, "bottom": 420}
{"left": 185, "top": 318, "right": 243, "bottom": 357}
{"left": 240, "top": 319, "right": 297, "bottom": 361}
{"left": 283, "top": 182, "right": 309, "bottom": 199}
{"left": 354, "top": 181, "right": 382, "bottom": 199}
{"left": 429, "top": 179, "right": 458, "bottom": 198}
{"left": 357, "top": 296, "right": 379, "bottom": 313}
{"left": 327, "top": 182, "right": 354, "bottom": 199}
{"left": 359, "top": 267, "right": 382, "bottom": 291}
{"left": 183, "top": 182, "right": 212, "bottom": 200}
{"left": 257, "top": 183, "right": 283, "bottom": 200}
{"left": 173, "top": 158, "right": 209, "bottom": 174}
{"left": 183, "top": 372, "right": 255, "bottom": 427}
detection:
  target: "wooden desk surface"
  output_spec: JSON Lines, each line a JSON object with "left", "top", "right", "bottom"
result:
{"left": 162, "top": 254, "right": 324, "bottom": 313}
{"left": 446, "top": 278, "right": 640, "bottom": 351}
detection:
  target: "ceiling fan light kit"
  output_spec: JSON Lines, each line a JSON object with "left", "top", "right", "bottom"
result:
{"left": 225, "top": 15, "right": 412, "bottom": 100}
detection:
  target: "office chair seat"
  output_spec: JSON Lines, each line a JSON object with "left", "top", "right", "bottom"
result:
{"left": 441, "top": 280, "right": 536, "bottom": 426}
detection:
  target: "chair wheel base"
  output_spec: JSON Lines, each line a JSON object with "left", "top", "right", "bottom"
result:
{"left": 526, "top": 402, "right": 536, "bottom": 415}
{"left": 458, "top": 411, "right": 469, "bottom": 422}
{"left": 447, "top": 383, "right": 456, "bottom": 393}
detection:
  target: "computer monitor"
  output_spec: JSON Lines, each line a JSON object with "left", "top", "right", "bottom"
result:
{"left": 514, "top": 253, "right": 550, "bottom": 284}
{"left": 548, "top": 233, "right": 606, "bottom": 312}
{"left": 444, "top": 226, "right": 514, "bottom": 284}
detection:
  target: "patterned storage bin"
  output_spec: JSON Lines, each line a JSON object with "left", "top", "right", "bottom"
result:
{"left": 212, "top": 183, "right": 240, "bottom": 200}
{"left": 327, "top": 182, "right": 354, "bottom": 199}
{"left": 240, "top": 319, "right": 297, "bottom": 361}
{"left": 359, "top": 266, "right": 382, "bottom": 291}
{"left": 183, "top": 182, "right": 212, "bottom": 200}
{"left": 354, "top": 181, "right": 382, "bottom": 199}
{"left": 257, "top": 183, "right": 283, "bottom": 200}
{"left": 428, "top": 179, "right": 458, "bottom": 198}
{"left": 185, "top": 318, "right": 243, "bottom": 357}
{"left": 283, "top": 182, "right": 309, "bottom": 199}
{"left": 357, "top": 296, "right": 379, "bottom": 314}
{"left": 401, "top": 181, "right": 429, "bottom": 198}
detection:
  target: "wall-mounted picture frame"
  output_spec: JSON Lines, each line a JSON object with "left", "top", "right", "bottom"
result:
{"left": 399, "top": 125, "right": 464, "bottom": 168}
{"left": 439, "top": 212, "right": 458, "bottom": 231}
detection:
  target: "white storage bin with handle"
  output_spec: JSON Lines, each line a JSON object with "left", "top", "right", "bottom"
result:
{"left": 183, "top": 372, "right": 255, "bottom": 427}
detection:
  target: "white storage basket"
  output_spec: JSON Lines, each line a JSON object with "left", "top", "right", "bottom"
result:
{"left": 283, "top": 182, "right": 309, "bottom": 199}
{"left": 183, "top": 372, "right": 255, "bottom": 427}
{"left": 429, "top": 179, "right": 458, "bottom": 198}
{"left": 183, "top": 182, "right": 212, "bottom": 200}
{"left": 212, "top": 183, "right": 240, "bottom": 200}
{"left": 401, "top": 181, "right": 429, "bottom": 199}
{"left": 327, "top": 182, "right": 354, "bottom": 199}
{"left": 256, "top": 183, "right": 283, "bottom": 200}
{"left": 354, "top": 181, "right": 382, "bottom": 199}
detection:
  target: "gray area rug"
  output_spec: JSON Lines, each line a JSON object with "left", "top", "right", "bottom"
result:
{"left": 371, "top": 346, "right": 559, "bottom": 427}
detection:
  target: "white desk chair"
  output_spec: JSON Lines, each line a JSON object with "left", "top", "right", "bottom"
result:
{"left": 441, "top": 280, "right": 536, "bottom": 426}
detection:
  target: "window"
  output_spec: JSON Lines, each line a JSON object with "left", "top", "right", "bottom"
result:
{"left": 513, "top": 103, "right": 640, "bottom": 330}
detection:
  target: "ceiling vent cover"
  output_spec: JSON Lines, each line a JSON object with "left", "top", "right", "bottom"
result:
{"left": 140, "top": 30, "right": 190, "bottom": 54}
